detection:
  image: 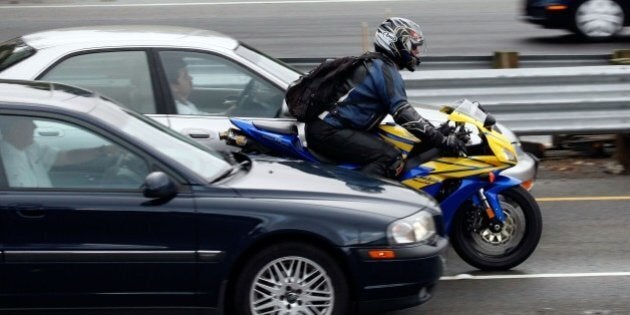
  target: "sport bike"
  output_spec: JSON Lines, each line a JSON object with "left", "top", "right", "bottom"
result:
{"left": 221, "top": 99, "right": 542, "bottom": 270}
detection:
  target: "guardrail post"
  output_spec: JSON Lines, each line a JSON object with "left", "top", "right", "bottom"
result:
{"left": 493, "top": 51, "right": 519, "bottom": 68}
{"left": 610, "top": 49, "right": 630, "bottom": 65}
{"left": 362, "top": 22, "right": 370, "bottom": 53}
{"left": 614, "top": 134, "right": 630, "bottom": 174}
{"left": 608, "top": 48, "right": 630, "bottom": 174}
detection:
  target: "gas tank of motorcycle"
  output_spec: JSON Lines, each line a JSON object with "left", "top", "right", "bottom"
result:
{"left": 377, "top": 124, "right": 419, "bottom": 154}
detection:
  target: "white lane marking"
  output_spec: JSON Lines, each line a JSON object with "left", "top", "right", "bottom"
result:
{"left": 441, "top": 272, "right": 630, "bottom": 281}
{"left": 0, "top": 0, "right": 413, "bottom": 9}
{"left": 537, "top": 196, "right": 630, "bottom": 202}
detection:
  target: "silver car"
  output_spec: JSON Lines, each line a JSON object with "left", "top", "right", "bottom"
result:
{"left": 0, "top": 25, "right": 537, "bottom": 187}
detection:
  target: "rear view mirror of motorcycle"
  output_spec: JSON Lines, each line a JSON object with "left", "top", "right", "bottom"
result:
{"left": 440, "top": 106, "right": 455, "bottom": 114}
{"left": 483, "top": 114, "right": 496, "bottom": 130}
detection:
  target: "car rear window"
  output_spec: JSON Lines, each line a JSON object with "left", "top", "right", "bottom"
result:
{"left": 0, "top": 38, "right": 36, "bottom": 72}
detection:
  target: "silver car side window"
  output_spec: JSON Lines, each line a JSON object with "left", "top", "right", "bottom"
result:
{"left": 41, "top": 51, "right": 157, "bottom": 114}
{"left": 159, "top": 51, "right": 284, "bottom": 118}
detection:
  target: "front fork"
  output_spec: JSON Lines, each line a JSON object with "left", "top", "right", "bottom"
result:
{"left": 472, "top": 188, "right": 506, "bottom": 233}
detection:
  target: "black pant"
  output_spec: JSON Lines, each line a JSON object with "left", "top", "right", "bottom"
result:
{"left": 305, "top": 119, "right": 402, "bottom": 178}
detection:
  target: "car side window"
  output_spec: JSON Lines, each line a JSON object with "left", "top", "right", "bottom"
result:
{"left": 159, "top": 51, "right": 284, "bottom": 118}
{"left": 0, "top": 115, "right": 150, "bottom": 190}
{"left": 40, "top": 51, "right": 157, "bottom": 114}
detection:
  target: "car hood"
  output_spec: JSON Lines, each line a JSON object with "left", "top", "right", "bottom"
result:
{"left": 222, "top": 157, "right": 438, "bottom": 219}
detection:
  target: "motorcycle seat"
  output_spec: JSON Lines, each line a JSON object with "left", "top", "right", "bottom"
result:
{"left": 252, "top": 121, "right": 298, "bottom": 135}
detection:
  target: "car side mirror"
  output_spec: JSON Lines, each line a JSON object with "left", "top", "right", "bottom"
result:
{"left": 142, "top": 171, "right": 177, "bottom": 199}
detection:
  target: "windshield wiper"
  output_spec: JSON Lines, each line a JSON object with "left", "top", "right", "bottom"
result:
{"left": 211, "top": 164, "right": 240, "bottom": 183}
{"left": 211, "top": 152, "right": 252, "bottom": 183}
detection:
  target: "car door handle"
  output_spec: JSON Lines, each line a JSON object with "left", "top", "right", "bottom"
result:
{"left": 37, "top": 130, "right": 61, "bottom": 137}
{"left": 10, "top": 204, "right": 45, "bottom": 219}
{"left": 188, "top": 132, "right": 210, "bottom": 139}
{"left": 181, "top": 128, "right": 212, "bottom": 139}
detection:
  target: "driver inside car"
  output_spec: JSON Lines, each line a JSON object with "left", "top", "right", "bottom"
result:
{"left": 163, "top": 54, "right": 204, "bottom": 115}
{"left": 0, "top": 116, "right": 121, "bottom": 188}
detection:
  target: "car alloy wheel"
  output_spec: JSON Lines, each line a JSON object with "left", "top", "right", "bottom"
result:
{"left": 233, "top": 242, "right": 349, "bottom": 315}
{"left": 574, "top": 0, "right": 625, "bottom": 39}
{"left": 251, "top": 256, "right": 334, "bottom": 314}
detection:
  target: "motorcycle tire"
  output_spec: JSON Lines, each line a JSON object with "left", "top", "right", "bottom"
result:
{"left": 450, "top": 186, "right": 543, "bottom": 271}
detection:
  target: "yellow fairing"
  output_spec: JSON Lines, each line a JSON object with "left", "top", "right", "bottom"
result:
{"left": 377, "top": 125, "right": 419, "bottom": 154}
{"left": 377, "top": 109, "right": 518, "bottom": 190}
{"left": 401, "top": 156, "right": 509, "bottom": 190}
{"left": 484, "top": 130, "right": 518, "bottom": 165}
{"left": 448, "top": 110, "right": 518, "bottom": 166}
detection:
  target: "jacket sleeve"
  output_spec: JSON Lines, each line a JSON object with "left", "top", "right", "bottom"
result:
{"left": 392, "top": 103, "right": 446, "bottom": 146}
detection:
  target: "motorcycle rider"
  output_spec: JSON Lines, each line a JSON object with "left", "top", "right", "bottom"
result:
{"left": 305, "top": 17, "right": 467, "bottom": 178}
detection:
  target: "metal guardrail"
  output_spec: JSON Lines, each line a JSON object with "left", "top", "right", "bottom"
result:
{"left": 400, "top": 65, "right": 630, "bottom": 136}
{"left": 281, "top": 54, "right": 615, "bottom": 72}
{"left": 283, "top": 56, "right": 630, "bottom": 136}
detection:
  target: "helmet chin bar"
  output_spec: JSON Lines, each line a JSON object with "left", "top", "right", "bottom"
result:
{"left": 399, "top": 50, "right": 421, "bottom": 72}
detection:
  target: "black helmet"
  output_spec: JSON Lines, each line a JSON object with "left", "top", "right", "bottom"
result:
{"left": 374, "top": 17, "right": 425, "bottom": 71}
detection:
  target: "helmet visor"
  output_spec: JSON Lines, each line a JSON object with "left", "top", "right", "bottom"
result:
{"left": 406, "top": 29, "right": 426, "bottom": 58}
{"left": 411, "top": 40, "right": 426, "bottom": 58}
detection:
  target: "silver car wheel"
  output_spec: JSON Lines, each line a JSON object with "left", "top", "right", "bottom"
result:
{"left": 250, "top": 256, "right": 334, "bottom": 315}
{"left": 575, "top": 0, "right": 624, "bottom": 38}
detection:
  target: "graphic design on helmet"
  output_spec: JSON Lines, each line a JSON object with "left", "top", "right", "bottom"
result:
{"left": 374, "top": 17, "right": 426, "bottom": 72}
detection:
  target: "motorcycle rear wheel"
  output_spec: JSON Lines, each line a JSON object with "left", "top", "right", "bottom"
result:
{"left": 450, "top": 186, "right": 542, "bottom": 271}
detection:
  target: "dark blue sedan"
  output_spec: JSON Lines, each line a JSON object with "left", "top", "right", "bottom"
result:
{"left": 0, "top": 80, "right": 447, "bottom": 314}
{"left": 523, "top": 0, "right": 629, "bottom": 40}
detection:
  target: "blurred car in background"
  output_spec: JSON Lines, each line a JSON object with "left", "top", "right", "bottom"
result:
{"left": 0, "top": 25, "right": 536, "bottom": 188}
{"left": 523, "top": 0, "right": 629, "bottom": 40}
{"left": 0, "top": 79, "right": 447, "bottom": 314}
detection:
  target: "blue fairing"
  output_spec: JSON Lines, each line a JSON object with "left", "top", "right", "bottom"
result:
{"left": 400, "top": 166, "right": 432, "bottom": 180}
{"left": 440, "top": 174, "right": 521, "bottom": 232}
{"left": 231, "top": 118, "right": 360, "bottom": 169}
{"left": 231, "top": 118, "right": 316, "bottom": 161}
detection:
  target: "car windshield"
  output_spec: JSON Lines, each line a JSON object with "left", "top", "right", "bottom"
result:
{"left": 0, "top": 38, "right": 36, "bottom": 72}
{"left": 235, "top": 43, "right": 302, "bottom": 82}
{"left": 90, "top": 100, "right": 232, "bottom": 181}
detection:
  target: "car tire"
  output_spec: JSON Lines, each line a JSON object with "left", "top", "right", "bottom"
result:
{"left": 233, "top": 241, "right": 350, "bottom": 315}
{"left": 572, "top": 0, "right": 625, "bottom": 40}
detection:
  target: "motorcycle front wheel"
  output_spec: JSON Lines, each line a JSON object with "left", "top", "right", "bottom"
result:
{"left": 450, "top": 186, "right": 543, "bottom": 271}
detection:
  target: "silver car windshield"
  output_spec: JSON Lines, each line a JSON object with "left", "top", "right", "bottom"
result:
{"left": 235, "top": 44, "right": 302, "bottom": 82}
{"left": 91, "top": 101, "right": 231, "bottom": 181}
{"left": 0, "top": 38, "right": 36, "bottom": 72}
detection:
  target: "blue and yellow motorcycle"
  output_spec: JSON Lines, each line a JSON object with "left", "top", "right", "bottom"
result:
{"left": 221, "top": 99, "right": 542, "bottom": 271}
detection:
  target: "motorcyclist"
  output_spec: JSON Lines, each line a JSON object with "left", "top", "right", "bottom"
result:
{"left": 305, "top": 17, "right": 467, "bottom": 178}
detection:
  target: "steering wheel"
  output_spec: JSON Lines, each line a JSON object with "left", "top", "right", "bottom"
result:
{"left": 227, "top": 79, "right": 257, "bottom": 116}
{"left": 99, "top": 151, "right": 147, "bottom": 188}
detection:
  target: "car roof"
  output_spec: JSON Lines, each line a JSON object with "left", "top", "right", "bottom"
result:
{"left": 0, "top": 79, "right": 114, "bottom": 114}
{"left": 20, "top": 25, "right": 239, "bottom": 51}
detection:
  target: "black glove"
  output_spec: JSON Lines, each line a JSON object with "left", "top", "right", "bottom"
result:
{"left": 437, "top": 121, "right": 453, "bottom": 136}
{"left": 393, "top": 103, "right": 467, "bottom": 156}
{"left": 441, "top": 133, "right": 467, "bottom": 156}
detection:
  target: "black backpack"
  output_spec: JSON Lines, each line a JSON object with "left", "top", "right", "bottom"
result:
{"left": 285, "top": 52, "right": 383, "bottom": 122}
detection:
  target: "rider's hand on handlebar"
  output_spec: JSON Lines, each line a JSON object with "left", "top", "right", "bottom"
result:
{"left": 442, "top": 133, "right": 467, "bottom": 156}
{"left": 437, "top": 121, "right": 454, "bottom": 136}
{"left": 455, "top": 129, "right": 472, "bottom": 144}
